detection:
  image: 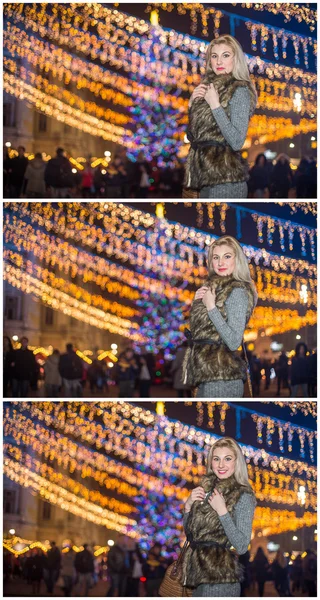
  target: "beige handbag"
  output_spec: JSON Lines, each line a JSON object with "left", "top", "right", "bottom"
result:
{"left": 159, "top": 540, "right": 192, "bottom": 597}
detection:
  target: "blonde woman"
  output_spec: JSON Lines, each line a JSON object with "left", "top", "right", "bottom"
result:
{"left": 182, "top": 236, "right": 257, "bottom": 398}
{"left": 182, "top": 437, "right": 256, "bottom": 597}
{"left": 184, "top": 35, "right": 257, "bottom": 198}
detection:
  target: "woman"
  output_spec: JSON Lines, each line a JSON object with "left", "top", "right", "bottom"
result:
{"left": 182, "top": 236, "right": 257, "bottom": 398}
{"left": 184, "top": 35, "right": 257, "bottom": 199}
{"left": 182, "top": 437, "right": 256, "bottom": 597}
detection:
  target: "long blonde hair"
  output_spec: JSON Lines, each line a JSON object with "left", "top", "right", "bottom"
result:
{"left": 205, "top": 34, "right": 257, "bottom": 102}
{"left": 207, "top": 235, "right": 257, "bottom": 304}
{"left": 206, "top": 437, "right": 252, "bottom": 490}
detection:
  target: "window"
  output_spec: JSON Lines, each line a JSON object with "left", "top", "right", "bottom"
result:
{"left": 42, "top": 501, "right": 51, "bottom": 520}
{"left": 4, "top": 489, "right": 17, "bottom": 514}
{"left": 3, "top": 103, "right": 16, "bottom": 127}
{"left": 38, "top": 113, "right": 47, "bottom": 132}
{"left": 5, "top": 296, "right": 20, "bottom": 321}
{"left": 45, "top": 307, "right": 54, "bottom": 326}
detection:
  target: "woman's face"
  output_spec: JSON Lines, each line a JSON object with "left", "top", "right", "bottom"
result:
{"left": 211, "top": 43, "right": 234, "bottom": 75}
{"left": 211, "top": 244, "right": 236, "bottom": 276}
{"left": 212, "top": 447, "right": 236, "bottom": 479}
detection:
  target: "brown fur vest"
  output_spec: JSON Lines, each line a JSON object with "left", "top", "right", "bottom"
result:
{"left": 182, "top": 274, "right": 255, "bottom": 387}
{"left": 184, "top": 73, "right": 256, "bottom": 190}
{"left": 182, "top": 474, "right": 255, "bottom": 588}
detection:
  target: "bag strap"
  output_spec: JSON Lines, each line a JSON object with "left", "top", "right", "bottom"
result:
{"left": 242, "top": 340, "right": 253, "bottom": 398}
{"left": 171, "top": 540, "right": 190, "bottom": 576}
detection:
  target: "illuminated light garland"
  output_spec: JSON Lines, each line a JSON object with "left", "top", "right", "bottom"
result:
{"left": 5, "top": 203, "right": 317, "bottom": 277}
{"left": 262, "top": 401, "right": 317, "bottom": 418}
{"left": 252, "top": 414, "right": 316, "bottom": 461}
{"left": 3, "top": 263, "right": 148, "bottom": 343}
{"left": 3, "top": 74, "right": 136, "bottom": 149}
{"left": 3, "top": 26, "right": 317, "bottom": 120}
{"left": 3, "top": 423, "right": 189, "bottom": 502}
{"left": 248, "top": 306, "right": 316, "bottom": 337}
{"left": 254, "top": 507, "right": 317, "bottom": 537}
{"left": 3, "top": 219, "right": 194, "bottom": 304}
{"left": 4, "top": 407, "right": 317, "bottom": 510}
{"left": 4, "top": 250, "right": 141, "bottom": 319}
{"left": 4, "top": 58, "right": 133, "bottom": 126}
{"left": 9, "top": 401, "right": 317, "bottom": 479}
{"left": 4, "top": 457, "right": 139, "bottom": 536}
{"left": 246, "top": 21, "right": 316, "bottom": 68}
{"left": 235, "top": 3, "right": 317, "bottom": 32}
{"left": 275, "top": 202, "right": 317, "bottom": 216}
{"left": 4, "top": 5, "right": 317, "bottom": 88}
{"left": 252, "top": 213, "right": 316, "bottom": 258}
{"left": 3, "top": 26, "right": 189, "bottom": 112}
{"left": 5, "top": 444, "right": 137, "bottom": 516}
{"left": 245, "top": 114, "right": 317, "bottom": 146}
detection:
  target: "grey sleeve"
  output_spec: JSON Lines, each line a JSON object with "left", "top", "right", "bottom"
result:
{"left": 207, "top": 288, "right": 248, "bottom": 351}
{"left": 218, "top": 493, "right": 256, "bottom": 555}
{"left": 211, "top": 87, "right": 251, "bottom": 151}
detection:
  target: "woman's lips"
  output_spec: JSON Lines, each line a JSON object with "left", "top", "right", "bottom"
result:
{"left": 218, "top": 268, "right": 227, "bottom": 271}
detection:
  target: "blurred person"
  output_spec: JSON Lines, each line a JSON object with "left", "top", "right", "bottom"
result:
{"left": 184, "top": 35, "right": 257, "bottom": 199}
{"left": 182, "top": 236, "right": 257, "bottom": 398}
{"left": 87, "top": 359, "right": 106, "bottom": 393}
{"left": 133, "top": 151, "right": 151, "bottom": 198}
{"left": 106, "top": 535, "right": 130, "bottom": 597}
{"left": 252, "top": 546, "right": 270, "bottom": 597}
{"left": 138, "top": 356, "right": 152, "bottom": 397}
{"left": 3, "top": 335, "right": 15, "bottom": 397}
{"left": 59, "top": 343, "right": 83, "bottom": 397}
{"left": 290, "top": 342, "right": 309, "bottom": 397}
{"left": 276, "top": 351, "right": 289, "bottom": 396}
{"left": 105, "top": 155, "right": 127, "bottom": 198}
{"left": 143, "top": 542, "right": 167, "bottom": 597}
{"left": 116, "top": 348, "right": 139, "bottom": 397}
{"left": 271, "top": 549, "right": 290, "bottom": 596}
{"left": 171, "top": 344, "right": 192, "bottom": 397}
{"left": 44, "top": 349, "right": 62, "bottom": 397}
{"left": 9, "top": 145, "right": 28, "bottom": 197}
{"left": 74, "top": 544, "right": 95, "bottom": 597}
{"left": 126, "top": 538, "right": 144, "bottom": 597}
{"left": 23, "top": 152, "right": 46, "bottom": 198}
{"left": 81, "top": 159, "right": 95, "bottom": 197}
{"left": 248, "top": 153, "right": 270, "bottom": 198}
{"left": 271, "top": 154, "right": 293, "bottom": 198}
{"left": 24, "top": 548, "right": 47, "bottom": 596}
{"left": 44, "top": 541, "right": 61, "bottom": 594}
{"left": 182, "top": 437, "right": 256, "bottom": 596}
{"left": 295, "top": 157, "right": 310, "bottom": 199}
{"left": 307, "top": 349, "right": 317, "bottom": 397}
{"left": 290, "top": 554, "right": 303, "bottom": 594}
{"left": 60, "top": 547, "right": 76, "bottom": 596}
{"left": 45, "top": 147, "right": 73, "bottom": 198}
{"left": 11, "top": 336, "right": 38, "bottom": 397}
{"left": 302, "top": 549, "right": 317, "bottom": 597}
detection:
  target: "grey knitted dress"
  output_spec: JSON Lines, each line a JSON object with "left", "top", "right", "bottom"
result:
{"left": 184, "top": 492, "right": 256, "bottom": 597}
{"left": 199, "top": 87, "right": 251, "bottom": 199}
{"left": 196, "top": 287, "right": 248, "bottom": 398}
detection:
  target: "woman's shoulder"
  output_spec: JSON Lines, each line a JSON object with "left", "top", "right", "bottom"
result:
{"left": 236, "top": 489, "right": 257, "bottom": 508}
{"left": 230, "top": 84, "right": 251, "bottom": 102}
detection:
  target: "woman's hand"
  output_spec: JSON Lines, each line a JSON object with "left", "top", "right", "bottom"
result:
{"left": 204, "top": 83, "right": 221, "bottom": 110}
{"left": 194, "top": 286, "right": 209, "bottom": 301}
{"left": 185, "top": 486, "right": 205, "bottom": 512}
{"left": 189, "top": 84, "right": 208, "bottom": 108}
{"left": 202, "top": 288, "right": 216, "bottom": 311}
{"left": 208, "top": 488, "right": 228, "bottom": 516}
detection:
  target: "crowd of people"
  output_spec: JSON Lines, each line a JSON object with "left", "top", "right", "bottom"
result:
{"left": 3, "top": 146, "right": 317, "bottom": 199}
{"left": 3, "top": 337, "right": 316, "bottom": 398}
{"left": 4, "top": 537, "right": 317, "bottom": 597}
